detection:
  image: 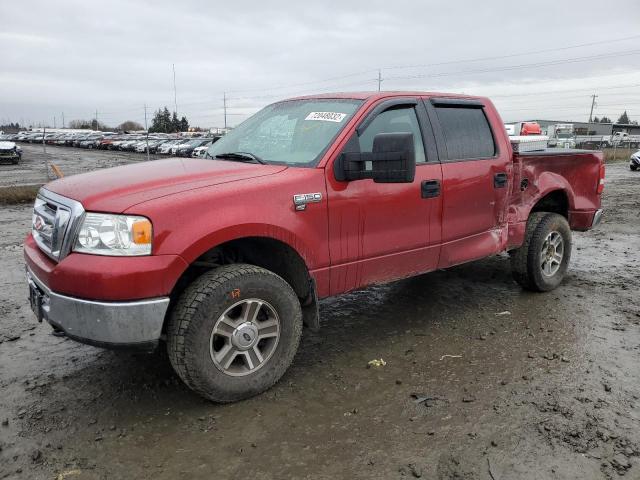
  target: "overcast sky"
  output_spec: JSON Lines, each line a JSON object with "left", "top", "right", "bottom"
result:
{"left": 1, "top": 0, "right": 640, "bottom": 128}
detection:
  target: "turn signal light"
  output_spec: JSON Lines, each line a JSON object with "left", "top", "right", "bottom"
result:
{"left": 132, "top": 219, "right": 152, "bottom": 245}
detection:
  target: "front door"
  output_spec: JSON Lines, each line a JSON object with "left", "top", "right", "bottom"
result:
{"left": 325, "top": 99, "right": 443, "bottom": 295}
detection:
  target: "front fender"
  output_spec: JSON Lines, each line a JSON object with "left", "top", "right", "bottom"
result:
{"left": 124, "top": 167, "right": 330, "bottom": 293}
{"left": 178, "top": 223, "right": 318, "bottom": 269}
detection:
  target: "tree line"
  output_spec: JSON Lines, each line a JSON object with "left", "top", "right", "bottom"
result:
{"left": 592, "top": 111, "right": 637, "bottom": 125}
{"left": 149, "top": 107, "right": 189, "bottom": 133}
{"left": 62, "top": 107, "right": 191, "bottom": 133}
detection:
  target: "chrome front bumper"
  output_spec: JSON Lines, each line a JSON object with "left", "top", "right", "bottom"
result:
{"left": 27, "top": 269, "right": 170, "bottom": 350}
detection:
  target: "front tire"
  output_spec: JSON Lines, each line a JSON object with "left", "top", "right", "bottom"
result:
{"left": 510, "top": 212, "right": 572, "bottom": 292}
{"left": 167, "top": 264, "right": 302, "bottom": 403}
{"left": 631, "top": 164, "right": 638, "bottom": 171}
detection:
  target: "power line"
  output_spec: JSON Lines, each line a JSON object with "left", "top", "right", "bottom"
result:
{"left": 199, "top": 33, "right": 640, "bottom": 98}
{"left": 488, "top": 81, "right": 640, "bottom": 99}
{"left": 383, "top": 34, "right": 640, "bottom": 71}
{"left": 384, "top": 49, "right": 640, "bottom": 81}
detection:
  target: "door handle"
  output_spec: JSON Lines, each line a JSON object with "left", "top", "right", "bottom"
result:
{"left": 421, "top": 179, "right": 440, "bottom": 198}
{"left": 494, "top": 173, "right": 508, "bottom": 188}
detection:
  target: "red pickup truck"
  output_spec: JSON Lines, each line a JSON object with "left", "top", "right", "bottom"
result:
{"left": 25, "top": 92, "right": 604, "bottom": 402}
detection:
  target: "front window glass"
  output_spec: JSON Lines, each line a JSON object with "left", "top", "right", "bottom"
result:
{"left": 206, "top": 99, "right": 362, "bottom": 166}
{"left": 358, "top": 107, "right": 426, "bottom": 163}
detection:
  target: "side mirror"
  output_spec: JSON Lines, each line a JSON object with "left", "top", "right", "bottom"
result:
{"left": 335, "top": 132, "right": 416, "bottom": 183}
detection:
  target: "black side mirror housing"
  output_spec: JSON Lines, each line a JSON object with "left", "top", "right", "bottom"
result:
{"left": 335, "top": 132, "right": 416, "bottom": 183}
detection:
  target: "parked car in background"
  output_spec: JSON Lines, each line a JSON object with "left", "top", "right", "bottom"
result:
{"left": 99, "top": 135, "right": 126, "bottom": 150}
{"left": 175, "top": 138, "right": 212, "bottom": 157}
{"left": 78, "top": 134, "right": 105, "bottom": 149}
{"left": 119, "top": 138, "right": 143, "bottom": 151}
{"left": 191, "top": 142, "right": 213, "bottom": 157}
{"left": 0, "top": 140, "right": 22, "bottom": 164}
{"left": 12, "top": 130, "right": 226, "bottom": 157}
{"left": 169, "top": 139, "right": 191, "bottom": 155}
{"left": 547, "top": 124, "right": 576, "bottom": 149}
{"left": 630, "top": 150, "right": 640, "bottom": 171}
{"left": 148, "top": 139, "right": 169, "bottom": 154}
{"left": 157, "top": 139, "right": 182, "bottom": 154}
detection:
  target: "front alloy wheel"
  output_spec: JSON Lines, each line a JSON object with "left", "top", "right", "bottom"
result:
{"left": 210, "top": 298, "right": 280, "bottom": 376}
{"left": 167, "top": 264, "right": 302, "bottom": 403}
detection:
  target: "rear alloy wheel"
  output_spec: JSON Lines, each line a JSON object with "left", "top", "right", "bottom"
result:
{"left": 167, "top": 264, "right": 302, "bottom": 402}
{"left": 540, "top": 231, "right": 564, "bottom": 277}
{"left": 510, "top": 212, "right": 572, "bottom": 292}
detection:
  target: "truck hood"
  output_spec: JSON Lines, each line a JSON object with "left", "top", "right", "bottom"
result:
{"left": 0, "top": 141, "right": 16, "bottom": 150}
{"left": 45, "top": 157, "right": 288, "bottom": 212}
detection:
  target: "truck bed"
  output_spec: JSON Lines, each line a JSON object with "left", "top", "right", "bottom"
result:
{"left": 514, "top": 147, "right": 596, "bottom": 157}
{"left": 509, "top": 147, "right": 603, "bottom": 240}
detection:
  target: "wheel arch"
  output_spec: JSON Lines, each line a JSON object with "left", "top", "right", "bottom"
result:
{"left": 173, "top": 234, "right": 314, "bottom": 302}
{"left": 529, "top": 189, "right": 570, "bottom": 219}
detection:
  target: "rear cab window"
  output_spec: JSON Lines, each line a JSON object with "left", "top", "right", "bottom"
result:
{"left": 429, "top": 100, "right": 496, "bottom": 161}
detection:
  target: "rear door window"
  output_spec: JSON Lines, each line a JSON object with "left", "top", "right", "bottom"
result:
{"left": 433, "top": 106, "right": 496, "bottom": 160}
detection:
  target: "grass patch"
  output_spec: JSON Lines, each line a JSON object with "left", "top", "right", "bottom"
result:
{"left": 0, "top": 184, "right": 41, "bottom": 205}
{"left": 602, "top": 148, "right": 634, "bottom": 163}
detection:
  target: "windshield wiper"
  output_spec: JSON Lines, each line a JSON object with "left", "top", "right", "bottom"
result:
{"left": 214, "top": 152, "right": 266, "bottom": 164}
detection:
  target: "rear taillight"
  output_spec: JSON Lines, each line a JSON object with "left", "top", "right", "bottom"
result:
{"left": 597, "top": 162, "right": 605, "bottom": 194}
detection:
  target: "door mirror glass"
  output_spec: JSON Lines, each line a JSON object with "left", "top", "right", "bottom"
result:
{"left": 335, "top": 132, "right": 416, "bottom": 183}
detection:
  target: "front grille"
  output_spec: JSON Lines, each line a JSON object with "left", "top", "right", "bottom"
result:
{"left": 32, "top": 190, "right": 84, "bottom": 262}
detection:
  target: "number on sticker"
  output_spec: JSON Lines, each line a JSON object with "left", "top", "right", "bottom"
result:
{"left": 305, "top": 112, "right": 347, "bottom": 123}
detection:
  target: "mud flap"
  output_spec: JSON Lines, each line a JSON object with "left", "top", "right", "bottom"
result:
{"left": 301, "top": 279, "right": 320, "bottom": 332}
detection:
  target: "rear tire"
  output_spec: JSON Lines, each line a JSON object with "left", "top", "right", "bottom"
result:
{"left": 510, "top": 213, "right": 572, "bottom": 292}
{"left": 167, "top": 264, "right": 302, "bottom": 403}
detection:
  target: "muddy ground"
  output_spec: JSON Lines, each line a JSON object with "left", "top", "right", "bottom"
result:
{"left": 0, "top": 151, "right": 639, "bottom": 479}
{"left": 0, "top": 144, "right": 158, "bottom": 188}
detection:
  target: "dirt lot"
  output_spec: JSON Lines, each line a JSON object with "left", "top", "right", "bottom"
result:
{"left": 0, "top": 149, "right": 639, "bottom": 479}
{"left": 0, "top": 144, "right": 158, "bottom": 188}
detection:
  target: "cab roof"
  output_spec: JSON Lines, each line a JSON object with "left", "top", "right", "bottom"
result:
{"left": 289, "top": 91, "right": 489, "bottom": 102}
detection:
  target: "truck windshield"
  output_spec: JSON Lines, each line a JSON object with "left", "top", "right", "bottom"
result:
{"left": 205, "top": 99, "right": 363, "bottom": 167}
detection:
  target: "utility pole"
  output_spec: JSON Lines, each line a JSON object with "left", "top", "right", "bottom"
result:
{"left": 95, "top": 109, "right": 99, "bottom": 131}
{"left": 53, "top": 116, "right": 56, "bottom": 129}
{"left": 43, "top": 125, "right": 48, "bottom": 177}
{"left": 144, "top": 104, "right": 150, "bottom": 162}
{"left": 377, "top": 69, "right": 383, "bottom": 92}
{"left": 172, "top": 63, "right": 178, "bottom": 115}
{"left": 61, "top": 112, "right": 65, "bottom": 129}
{"left": 223, "top": 92, "right": 227, "bottom": 130}
{"left": 588, "top": 94, "right": 598, "bottom": 123}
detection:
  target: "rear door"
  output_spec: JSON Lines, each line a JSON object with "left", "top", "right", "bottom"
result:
{"left": 325, "top": 98, "right": 443, "bottom": 295}
{"left": 423, "top": 98, "right": 511, "bottom": 268}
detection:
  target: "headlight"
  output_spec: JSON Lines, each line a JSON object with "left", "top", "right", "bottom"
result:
{"left": 73, "top": 213, "right": 152, "bottom": 256}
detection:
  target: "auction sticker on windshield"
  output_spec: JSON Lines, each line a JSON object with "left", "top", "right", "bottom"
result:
{"left": 305, "top": 112, "right": 347, "bottom": 122}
